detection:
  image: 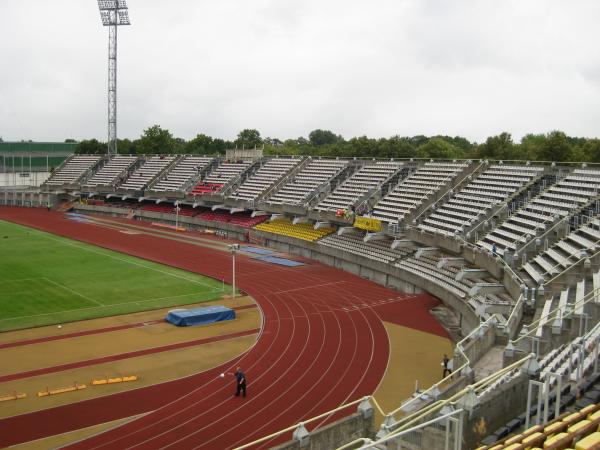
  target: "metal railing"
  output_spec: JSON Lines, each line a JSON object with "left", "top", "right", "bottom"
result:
{"left": 233, "top": 396, "right": 386, "bottom": 450}
{"left": 508, "top": 284, "right": 600, "bottom": 352}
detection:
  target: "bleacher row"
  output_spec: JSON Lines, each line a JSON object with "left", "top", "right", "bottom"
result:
{"left": 316, "top": 161, "right": 403, "bottom": 212}
{"left": 520, "top": 218, "right": 600, "bottom": 286}
{"left": 478, "top": 169, "right": 600, "bottom": 257}
{"left": 419, "top": 164, "right": 545, "bottom": 236}
{"left": 372, "top": 161, "right": 469, "bottom": 223}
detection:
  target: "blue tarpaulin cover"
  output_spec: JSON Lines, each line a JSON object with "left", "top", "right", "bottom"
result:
{"left": 256, "top": 256, "right": 305, "bottom": 267}
{"left": 165, "top": 305, "right": 235, "bottom": 327}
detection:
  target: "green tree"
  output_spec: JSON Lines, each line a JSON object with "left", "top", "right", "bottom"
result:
{"left": 186, "top": 134, "right": 214, "bottom": 154}
{"left": 75, "top": 139, "right": 105, "bottom": 154}
{"left": 235, "top": 129, "right": 262, "bottom": 148}
{"left": 136, "top": 125, "right": 175, "bottom": 154}
{"left": 385, "top": 136, "right": 417, "bottom": 158}
{"left": 416, "top": 138, "right": 463, "bottom": 159}
{"left": 117, "top": 138, "right": 136, "bottom": 154}
{"left": 581, "top": 139, "right": 600, "bottom": 163}
{"left": 477, "top": 132, "right": 515, "bottom": 160}
{"left": 308, "top": 129, "right": 341, "bottom": 146}
{"left": 64, "top": 138, "right": 77, "bottom": 143}
{"left": 519, "top": 134, "right": 546, "bottom": 160}
{"left": 537, "top": 131, "right": 573, "bottom": 162}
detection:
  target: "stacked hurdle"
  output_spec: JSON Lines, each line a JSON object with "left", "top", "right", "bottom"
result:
{"left": 10, "top": 374, "right": 141, "bottom": 399}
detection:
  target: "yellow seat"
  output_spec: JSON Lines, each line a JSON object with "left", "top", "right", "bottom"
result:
{"left": 503, "top": 444, "right": 523, "bottom": 450}
{"left": 505, "top": 434, "right": 524, "bottom": 445}
{"left": 564, "top": 413, "right": 586, "bottom": 425}
{"left": 575, "top": 431, "right": 600, "bottom": 450}
{"left": 525, "top": 425, "right": 544, "bottom": 434}
{"left": 545, "top": 421, "right": 567, "bottom": 435}
{"left": 544, "top": 432, "right": 570, "bottom": 448}
{"left": 589, "top": 411, "right": 600, "bottom": 421}
{"left": 570, "top": 420, "right": 592, "bottom": 434}
{"left": 523, "top": 431, "right": 545, "bottom": 448}
{"left": 581, "top": 404, "right": 600, "bottom": 417}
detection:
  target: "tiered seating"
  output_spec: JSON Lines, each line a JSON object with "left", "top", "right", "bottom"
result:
{"left": 45, "top": 155, "right": 101, "bottom": 185}
{"left": 190, "top": 182, "right": 224, "bottom": 195}
{"left": 197, "top": 210, "right": 268, "bottom": 228}
{"left": 267, "top": 158, "right": 349, "bottom": 206}
{"left": 418, "top": 164, "right": 544, "bottom": 236}
{"left": 319, "top": 233, "right": 415, "bottom": 264}
{"left": 371, "top": 161, "right": 468, "bottom": 224}
{"left": 84, "top": 155, "right": 139, "bottom": 187}
{"left": 478, "top": 331, "right": 600, "bottom": 449}
{"left": 118, "top": 155, "right": 176, "bottom": 191}
{"left": 521, "top": 217, "right": 600, "bottom": 285}
{"left": 201, "top": 160, "right": 253, "bottom": 189}
{"left": 151, "top": 156, "right": 214, "bottom": 192}
{"left": 103, "top": 198, "right": 141, "bottom": 209}
{"left": 478, "top": 168, "right": 600, "bottom": 256}
{"left": 316, "top": 161, "right": 404, "bottom": 212}
{"left": 141, "top": 203, "right": 199, "bottom": 217}
{"left": 229, "top": 158, "right": 302, "bottom": 202}
{"left": 395, "top": 251, "right": 512, "bottom": 319}
{"left": 255, "top": 219, "right": 335, "bottom": 241}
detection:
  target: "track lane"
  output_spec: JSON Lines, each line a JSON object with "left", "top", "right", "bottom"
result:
{"left": 0, "top": 208, "right": 442, "bottom": 449}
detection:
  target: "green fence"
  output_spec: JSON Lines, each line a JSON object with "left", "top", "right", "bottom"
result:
{"left": 0, "top": 142, "right": 75, "bottom": 172}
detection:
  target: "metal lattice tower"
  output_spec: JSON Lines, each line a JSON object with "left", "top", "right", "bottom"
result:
{"left": 97, "top": 1, "right": 130, "bottom": 155}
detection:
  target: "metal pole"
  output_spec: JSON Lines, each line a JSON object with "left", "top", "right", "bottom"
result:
{"left": 232, "top": 250, "right": 236, "bottom": 298}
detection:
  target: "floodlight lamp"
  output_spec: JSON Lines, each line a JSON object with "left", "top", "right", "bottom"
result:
{"left": 118, "top": 10, "right": 131, "bottom": 25}
{"left": 99, "top": 10, "right": 111, "bottom": 26}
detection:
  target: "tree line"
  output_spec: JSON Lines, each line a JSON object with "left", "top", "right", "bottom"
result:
{"left": 74, "top": 126, "right": 600, "bottom": 163}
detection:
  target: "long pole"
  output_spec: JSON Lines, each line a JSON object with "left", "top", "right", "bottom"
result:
{"left": 232, "top": 250, "right": 236, "bottom": 298}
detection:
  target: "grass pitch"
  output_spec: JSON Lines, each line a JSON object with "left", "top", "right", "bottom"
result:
{"left": 0, "top": 220, "right": 226, "bottom": 331}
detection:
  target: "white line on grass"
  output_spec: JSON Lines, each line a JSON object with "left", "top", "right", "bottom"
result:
{"left": 43, "top": 277, "right": 105, "bottom": 307}
{"left": 0, "top": 290, "right": 221, "bottom": 322}
{"left": 24, "top": 227, "right": 218, "bottom": 289}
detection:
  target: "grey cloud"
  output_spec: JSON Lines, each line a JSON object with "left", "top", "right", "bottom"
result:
{"left": 0, "top": 0, "right": 599, "bottom": 143}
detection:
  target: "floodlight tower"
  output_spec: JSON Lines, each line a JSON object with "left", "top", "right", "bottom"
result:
{"left": 97, "top": 1, "right": 130, "bottom": 155}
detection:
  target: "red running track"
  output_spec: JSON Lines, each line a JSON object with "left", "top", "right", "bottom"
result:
{"left": 0, "top": 207, "right": 447, "bottom": 449}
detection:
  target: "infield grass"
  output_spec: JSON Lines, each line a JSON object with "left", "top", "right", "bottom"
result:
{"left": 0, "top": 220, "right": 226, "bottom": 331}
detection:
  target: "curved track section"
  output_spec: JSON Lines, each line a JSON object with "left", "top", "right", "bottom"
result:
{"left": 0, "top": 208, "right": 445, "bottom": 449}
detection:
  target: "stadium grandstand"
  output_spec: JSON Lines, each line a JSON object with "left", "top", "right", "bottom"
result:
{"left": 3, "top": 153, "right": 600, "bottom": 450}
{"left": 0, "top": 141, "right": 75, "bottom": 187}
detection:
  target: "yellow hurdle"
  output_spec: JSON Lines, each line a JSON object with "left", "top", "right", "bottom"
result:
{"left": 0, "top": 392, "right": 27, "bottom": 402}
{"left": 91, "top": 375, "right": 139, "bottom": 386}
{"left": 38, "top": 383, "right": 86, "bottom": 397}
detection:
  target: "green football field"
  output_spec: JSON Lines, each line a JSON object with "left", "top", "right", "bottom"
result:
{"left": 0, "top": 220, "right": 227, "bottom": 331}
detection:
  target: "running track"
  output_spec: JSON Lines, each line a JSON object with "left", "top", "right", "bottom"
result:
{"left": 0, "top": 207, "right": 446, "bottom": 449}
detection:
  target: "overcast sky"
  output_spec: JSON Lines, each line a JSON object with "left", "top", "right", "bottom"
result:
{"left": 0, "top": 0, "right": 599, "bottom": 144}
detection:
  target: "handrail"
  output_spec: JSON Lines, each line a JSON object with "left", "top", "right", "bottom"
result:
{"left": 468, "top": 201, "right": 509, "bottom": 237}
{"left": 511, "top": 284, "right": 600, "bottom": 346}
{"left": 452, "top": 231, "right": 526, "bottom": 289}
{"left": 381, "top": 353, "right": 534, "bottom": 438}
{"left": 339, "top": 408, "right": 465, "bottom": 450}
{"left": 304, "top": 162, "right": 359, "bottom": 207}
{"left": 233, "top": 396, "right": 385, "bottom": 450}
{"left": 504, "top": 293, "right": 525, "bottom": 336}
{"left": 389, "top": 313, "right": 499, "bottom": 417}
{"left": 256, "top": 156, "right": 307, "bottom": 202}
{"left": 410, "top": 160, "right": 485, "bottom": 224}
{"left": 513, "top": 198, "right": 600, "bottom": 259}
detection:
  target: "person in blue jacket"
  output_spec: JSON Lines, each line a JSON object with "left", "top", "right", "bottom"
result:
{"left": 234, "top": 367, "right": 247, "bottom": 398}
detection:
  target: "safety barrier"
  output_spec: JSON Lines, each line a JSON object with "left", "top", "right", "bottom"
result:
{"left": 150, "top": 222, "right": 186, "bottom": 232}
{"left": 37, "top": 382, "right": 87, "bottom": 397}
{"left": 0, "top": 392, "right": 27, "bottom": 402}
{"left": 91, "top": 375, "right": 139, "bottom": 385}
